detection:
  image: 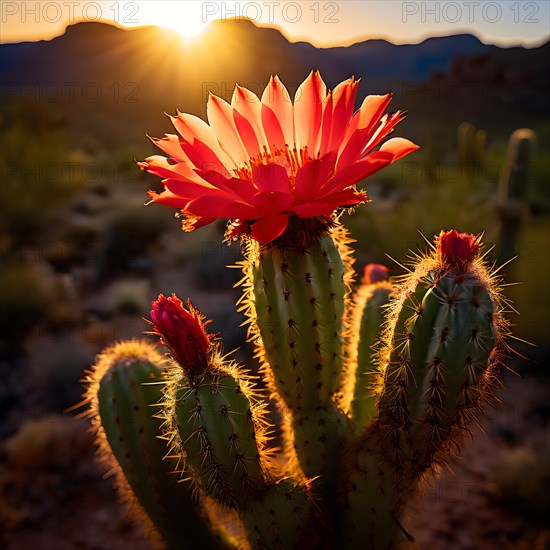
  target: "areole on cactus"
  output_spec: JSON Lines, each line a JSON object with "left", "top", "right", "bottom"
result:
{"left": 82, "top": 72, "right": 512, "bottom": 549}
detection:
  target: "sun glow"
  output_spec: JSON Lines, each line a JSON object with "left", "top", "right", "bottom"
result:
{"left": 148, "top": 3, "right": 210, "bottom": 38}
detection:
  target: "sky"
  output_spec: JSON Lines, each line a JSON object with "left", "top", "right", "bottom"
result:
{"left": 1, "top": 0, "right": 549, "bottom": 46}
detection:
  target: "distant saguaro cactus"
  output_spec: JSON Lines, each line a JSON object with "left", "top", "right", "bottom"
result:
{"left": 498, "top": 128, "right": 537, "bottom": 263}
{"left": 457, "top": 122, "right": 487, "bottom": 173}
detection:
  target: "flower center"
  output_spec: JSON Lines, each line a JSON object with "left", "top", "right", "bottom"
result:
{"left": 232, "top": 144, "right": 311, "bottom": 183}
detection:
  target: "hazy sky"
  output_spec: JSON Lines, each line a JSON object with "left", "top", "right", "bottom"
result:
{"left": 1, "top": 0, "right": 549, "bottom": 46}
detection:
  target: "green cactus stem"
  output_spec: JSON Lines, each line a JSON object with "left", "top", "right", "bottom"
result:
{"left": 457, "top": 121, "right": 476, "bottom": 169}
{"left": 238, "top": 218, "right": 354, "bottom": 494}
{"left": 348, "top": 264, "right": 392, "bottom": 432}
{"left": 498, "top": 128, "right": 537, "bottom": 264}
{"left": 341, "top": 230, "right": 510, "bottom": 549}
{"left": 84, "top": 340, "right": 230, "bottom": 550}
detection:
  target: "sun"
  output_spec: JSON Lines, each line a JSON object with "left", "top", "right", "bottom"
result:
{"left": 150, "top": 3, "right": 210, "bottom": 38}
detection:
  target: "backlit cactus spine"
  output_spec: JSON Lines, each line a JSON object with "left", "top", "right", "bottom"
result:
{"left": 84, "top": 227, "right": 510, "bottom": 549}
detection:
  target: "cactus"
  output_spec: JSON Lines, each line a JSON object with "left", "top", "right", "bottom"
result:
{"left": 457, "top": 122, "right": 487, "bottom": 172}
{"left": 498, "top": 128, "right": 537, "bottom": 263}
{"left": 457, "top": 121, "right": 476, "bottom": 169}
{"left": 81, "top": 73, "right": 514, "bottom": 549}
{"left": 82, "top": 340, "right": 234, "bottom": 550}
{"left": 83, "top": 228, "right": 510, "bottom": 549}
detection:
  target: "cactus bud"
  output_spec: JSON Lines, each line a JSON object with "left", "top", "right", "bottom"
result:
{"left": 436, "top": 229, "right": 480, "bottom": 267}
{"left": 362, "top": 263, "right": 390, "bottom": 284}
{"left": 149, "top": 294, "right": 213, "bottom": 373}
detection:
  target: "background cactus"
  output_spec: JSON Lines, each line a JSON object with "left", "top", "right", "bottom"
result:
{"left": 84, "top": 225, "right": 510, "bottom": 549}
{"left": 498, "top": 128, "right": 537, "bottom": 264}
{"left": 457, "top": 121, "right": 487, "bottom": 172}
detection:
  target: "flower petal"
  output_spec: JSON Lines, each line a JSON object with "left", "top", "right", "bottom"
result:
{"left": 291, "top": 189, "right": 366, "bottom": 218}
{"left": 140, "top": 155, "right": 205, "bottom": 183}
{"left": 319, "top": 91, "right": 334, "bottom": 156}
{"left": 164, "top": 178, "right": 219, "bottom": 200}
{"left": 250, "top": 214, "right": 289, "bottom": 243}
{"left": 170, "top": 112, "right": 234, "bottom": 168}
{"left": 261, "top": 76, "right": 294, "bottom": 147}
{"left": 251, "top": 163, "right": 291, "bottom": 194}
{"left": 233, "top": 109, "right": 261, "bottom": 159}
{"left": 186, "top": 194, "right": 259, "bottom": 219}
{"left": 148, "top": 134, "right": 188, "bottom": 162}
{"left": 194, "top": 170, "right": 256, "bottom": 202}
{"left": 322, "top": 151, "right": 394, "bottom": 192}
{"left": 362, "top": 111, "right": 405, "bottom": 157}
{"left": 294, "top": 70, "right": 326, "bottom": 155}
{"left": 261, "top": 103, "right": 286, "bottom": 152}
{"left": 294, "top": 151, "right": 337, "bottom": 202}
{"left": 379, "top": 137, "right": 420, "bottom": 161}
{"left": 147, "top": 189, "right": 189, "bottom": 209}
{"left": 251, "top": 190, "right": 294, "bottom": 213}
{"left": 206, "top": 94, "right": 249, "bottom": 166}
{"left": 180, "top": 138, "right": 232, "bottom": 177}
{"left": 327, "top": 77, "right": 359, "bottom": 152}
{"left": 232, "top": 85, "right": 268, "bottom": 153}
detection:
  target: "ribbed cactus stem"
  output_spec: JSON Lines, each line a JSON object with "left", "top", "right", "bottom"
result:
{"left": 474, "top": 129, "right": 487, "bottom": 167}
{"left": 242, "top": 480, "right": 314, "bottom": 550}
{"left": 499, "top": 128, "right": 537, "bottom": 204}
{"left": 349, "top": 264, "right": 392, "bottom": 431}
{"left": 85, "top": 340, "right": 229, "bottom": 550}
{"left": 239, "top": 218, "right": 354, "bottom": 493}
{"left": 498, "top": 128, "right": 537, "bottom": 264}
{"left": 457, "top": 121, "right": 476, "bottom": 168}
{"left": 169, "top": 366, "right": 268, "bottom": 509}
{"left": 342, "top": 230, "right": 508, "bottom": 549}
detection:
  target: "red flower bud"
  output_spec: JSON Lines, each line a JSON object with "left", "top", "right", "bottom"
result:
{"left": 436, "top": 230, "right": 480, "bottom": 267}
{"left": 362, "top": 263, "right": 390, "bottom": 285}
{"left": 149, "top": 294, "right": 212, "bottom": 372}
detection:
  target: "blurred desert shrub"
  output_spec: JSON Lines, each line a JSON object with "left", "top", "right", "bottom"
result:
{"left": 96, "top": 204, "right": 169, "bottom": 278}
{"left": 28, "top": 336, "right": 96, "bottom": 411}
{"left": 108, "top": 278, "right": 151, "bottom": 316}
{"left": 488, "top": 443, "right": 550, "bottom": 523}
{"left": 1, "top": 415, "right": 93, "bottom": 529}
{"left": 0, "top": 262, "right": 51, "bottom": 346}
{"left": 4, "top": 415, "right": 91, "bottom": 471}
{"left": 0, "top": 105, "right": 86, "bottom": 246}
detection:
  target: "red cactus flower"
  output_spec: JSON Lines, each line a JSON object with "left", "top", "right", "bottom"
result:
{"left": 149, "top": 294, "right": 213, "bottom": 371}
{"left": 436, "top": 230, "right": 481, "bottom": 267}
{"left": 139, "top": 71, "right": 419, "bottom": 243}
{"left": 362, "top": 263, "right": 390, "bottom": 285}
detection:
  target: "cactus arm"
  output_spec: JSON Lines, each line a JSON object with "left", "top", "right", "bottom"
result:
{"left": 348, "top": 280, "right": 392, "bottom": 430}
{"left": 170, "top": 369, "right": 267, "bottom": 508}
{"left": 341, "top": 232, "right": 509, "bottom": 549}
{"left": 86, "top": 340, "right": 231, "bottom": 550}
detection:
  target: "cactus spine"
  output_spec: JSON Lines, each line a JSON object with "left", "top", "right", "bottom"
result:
{"left": 84, "top": 227, "right": 511, "bottom": 550}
